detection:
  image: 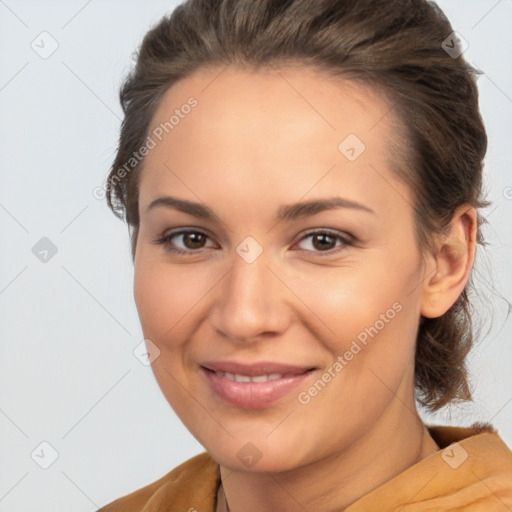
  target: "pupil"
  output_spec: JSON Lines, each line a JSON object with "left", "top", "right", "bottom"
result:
{"left": 184, "top": 233, "right": 205, "bottom": 249}
{"left": 313, "top": 234, "right": 335, "bottom": 251}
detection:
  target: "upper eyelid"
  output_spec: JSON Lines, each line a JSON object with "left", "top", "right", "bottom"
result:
{"left": 164, "top": 227, "right": 348, "bottom": 239}
{"left": 164, "top": 228, "right": 217, "bottom": 243}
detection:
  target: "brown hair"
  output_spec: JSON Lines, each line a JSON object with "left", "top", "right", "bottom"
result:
{"left": 105, "top": 0, "right": 489, "bottom": 412}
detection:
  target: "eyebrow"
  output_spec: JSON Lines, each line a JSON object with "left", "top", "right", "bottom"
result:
{"left": 145, "top": 195, "right": 375, "bottom": 222}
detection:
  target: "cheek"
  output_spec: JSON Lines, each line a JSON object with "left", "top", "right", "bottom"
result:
{"left": 295, "top": 249, "right": 422, "bottom": 387}
{"left": 133, "top": 258, "right": 208, "bottom": 412}
{"left": 296, "top": 261, "right": 409, "bottom": 338}
{"left": 133, "top": 257, "right": 207, "bottom": 345}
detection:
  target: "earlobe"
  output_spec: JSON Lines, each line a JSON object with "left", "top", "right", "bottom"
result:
{"left": 420, "top": 206, "right": 477, "bottom": 319}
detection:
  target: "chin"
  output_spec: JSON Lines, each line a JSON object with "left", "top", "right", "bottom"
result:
{"left": 204, "top": 436, "right": 312, "bottom": 474}
{"left": 214, "top": 452, "right": 298, "bottom": 473}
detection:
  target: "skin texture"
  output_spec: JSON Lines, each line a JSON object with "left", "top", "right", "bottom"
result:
{"left": 133, "top": 65, "right": 476, "bottom": 512}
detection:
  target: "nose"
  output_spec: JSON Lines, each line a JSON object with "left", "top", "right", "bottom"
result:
{"left": 208, "top": 246, "right": 291, "bottom": 344}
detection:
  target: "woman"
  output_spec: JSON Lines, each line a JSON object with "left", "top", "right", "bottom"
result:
{"left": 98, "top": 0, "right": 512, "bottom": 510}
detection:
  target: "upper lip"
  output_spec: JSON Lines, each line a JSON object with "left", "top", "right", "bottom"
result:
{"left": 201, "top": 360, "right": 315, "bottom": 376}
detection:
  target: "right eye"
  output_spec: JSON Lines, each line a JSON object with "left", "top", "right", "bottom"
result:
{"left": 152, "top": 229, "right": 215, "bottom": 254}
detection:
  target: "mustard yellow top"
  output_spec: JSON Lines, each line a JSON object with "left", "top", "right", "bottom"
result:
{"left": 97, "top": 423, "right": 512, "bottom": 511}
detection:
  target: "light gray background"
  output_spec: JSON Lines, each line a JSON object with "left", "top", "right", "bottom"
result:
{"left": 0, "top": 1, "right": 511, "bottom": 510}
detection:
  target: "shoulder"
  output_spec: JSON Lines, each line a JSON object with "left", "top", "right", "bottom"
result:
{"left": 428, "top": 422, "right": 512, "bottom": 508}
{"left": 345, "top": 422, "right": 512, "bottom": 511}
{"left": 97, "top": 451, "right": 220, "bottom": 512}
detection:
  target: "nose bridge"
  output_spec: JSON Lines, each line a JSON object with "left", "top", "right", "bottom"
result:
{"left": 210, "top": 239, "right": 288, "bottom": 342}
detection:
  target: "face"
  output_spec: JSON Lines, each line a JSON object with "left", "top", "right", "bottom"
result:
{"left": 133, "top": 65, "right": 429, "bottom": 472}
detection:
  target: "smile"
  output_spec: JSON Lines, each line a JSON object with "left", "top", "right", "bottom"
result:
{"left": 201, "top": 362, "right": 316, "bottom": 408}
{"left": 213, "top": 371, "right": 287, "bottom": 382}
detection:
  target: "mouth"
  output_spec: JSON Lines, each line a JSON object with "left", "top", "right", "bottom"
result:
{"left": 208, "top": 371, "right": 297, "bottom": 383}
{"left": 200, "top": 361, "right": 317, "bottom": 409}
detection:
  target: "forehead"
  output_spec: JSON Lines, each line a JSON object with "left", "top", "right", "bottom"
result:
{"left": 139, "top": 64, "right": 408, "bottom": 215}
{"left": 148, "top": 64, "right": 396, "bottom": 142}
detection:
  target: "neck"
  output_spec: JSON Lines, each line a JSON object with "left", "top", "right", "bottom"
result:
{"left": 219, "top": 400, "right": 439, "bottom": 512}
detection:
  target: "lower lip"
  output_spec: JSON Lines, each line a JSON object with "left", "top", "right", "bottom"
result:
{"left": 201, "top": 367, "right": 314, "bottom": 409}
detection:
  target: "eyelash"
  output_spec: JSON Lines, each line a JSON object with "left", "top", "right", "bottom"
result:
{"left": 152, "top": 228, "right": 354, "bottom": 256}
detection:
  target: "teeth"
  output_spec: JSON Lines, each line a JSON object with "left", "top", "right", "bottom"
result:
{"left": 251, "top": 375, "right": 269, "bottom": 382}
{"left": 214, "top": 371, "right": 284, "bottom": 382}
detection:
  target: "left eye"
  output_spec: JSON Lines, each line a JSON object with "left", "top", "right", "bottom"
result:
{"left": 295, "top": 231, "right": 351, "bottom": 253}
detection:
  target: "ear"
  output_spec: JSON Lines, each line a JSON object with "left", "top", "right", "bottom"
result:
{"left": 420, "top": 205, "right": 477, "bottom": 319}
